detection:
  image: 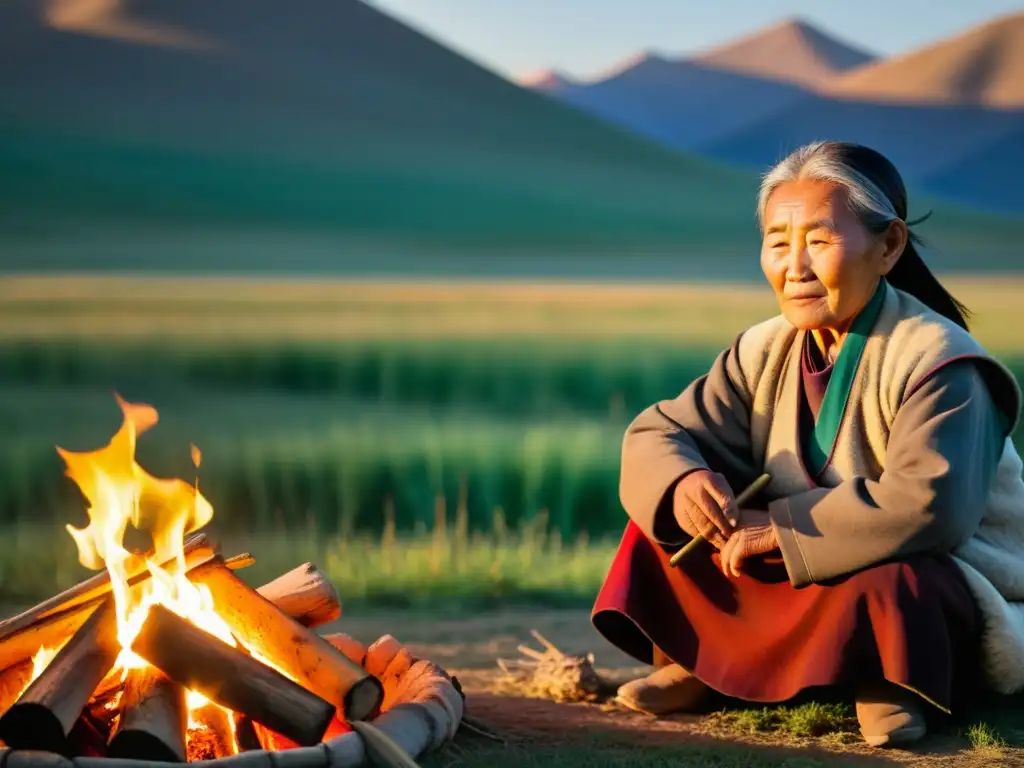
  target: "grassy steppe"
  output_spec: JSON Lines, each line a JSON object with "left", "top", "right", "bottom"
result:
{"left": 3, "top": 276, "right": 1023, "bottom": 607}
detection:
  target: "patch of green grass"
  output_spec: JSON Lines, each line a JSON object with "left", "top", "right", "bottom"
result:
{"left": 710, "top": 703, "right": 858, "bottom": 740}
{"left": 0, "top": 520, "right": 620, "bottom": 610}
{"left": 961, "top": 722, "right": 1007, "bottom": 751}
{"left": 0, "top": 385, "right": 628, "bottom": 536}
{"left": 0, "top": 336, "right": 719, "bottom": 419}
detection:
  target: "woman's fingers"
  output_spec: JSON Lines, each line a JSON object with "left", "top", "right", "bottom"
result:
{"left": 728, "top": 538, "right": 746, "bottom": 579}
{"left": 727, "top": 533, "right": 752, "bottom": 579}
{"left": 684, "top": 497, "right": 726, "bottom": 548}
{"left": 673, "top": 470, "right": 738, "bottom": 550}
{"left": 705, "top": 473, "right": 739, "bottom": 528}
{"left": 719, "top": 534, "right": 737, "bottom": 577}
{"left": 721, "top": 525, "right": 778, "bottom": 579}
{"left": 696, "top": 486, "right": 732, "bottom": 541}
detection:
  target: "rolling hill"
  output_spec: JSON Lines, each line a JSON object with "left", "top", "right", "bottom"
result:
{"left": 920, "top": 123, "right": 1024, "bottom": 214}
{"left": 699, "top": 98, "right": 1023, "bottom": 186}
{"left": 825, "top": 10, "right": 1024, "bottom": 107}
{"left": 0, "top": 0, "right": 764, "bottom": 272}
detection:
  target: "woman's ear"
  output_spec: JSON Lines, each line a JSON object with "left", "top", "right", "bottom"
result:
{"left": 878, "top": 219, "right": 908, "bottom": 275}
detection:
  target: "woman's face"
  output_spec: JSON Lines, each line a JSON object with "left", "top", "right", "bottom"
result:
{"left": 760, "top": 179, "right": 906, "bottom": 333}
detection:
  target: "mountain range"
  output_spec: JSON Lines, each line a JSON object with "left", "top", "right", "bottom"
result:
{"left": 1, "top": 0, "right": 1022, "bottom": 276}
{"left": 525, "top": 13, "right": 1024, "bottom": 215}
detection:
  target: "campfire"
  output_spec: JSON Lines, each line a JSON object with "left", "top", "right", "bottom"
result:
{"left": 0, "top": 396, "right": 463, "bottom": 767}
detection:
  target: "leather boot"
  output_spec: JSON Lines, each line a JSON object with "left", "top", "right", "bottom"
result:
{"left": 856, "top": 681, "right": 928, "bottom": 747}
{"left": 616, "top": 663, "right": 710, "bottom": 715}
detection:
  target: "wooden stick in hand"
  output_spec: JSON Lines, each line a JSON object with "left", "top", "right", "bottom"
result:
{"left": 668, "top": 473, "right": 771, "bottom": 567}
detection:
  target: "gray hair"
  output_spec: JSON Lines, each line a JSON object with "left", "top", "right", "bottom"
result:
{"left": 752, "top": 140, "right": 970, "bottom": 330}
{"left": 755, "top": 140, "right": 900, "bottom": 236}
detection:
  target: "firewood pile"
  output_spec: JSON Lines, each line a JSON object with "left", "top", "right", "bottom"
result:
{"left": 0, "top": 537, "right": 463, "bottom": 767}
{"left": 0, "top": 396, "right": 463, "bottom": 767}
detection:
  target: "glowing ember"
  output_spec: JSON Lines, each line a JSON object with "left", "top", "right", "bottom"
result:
{"left": 186, "top": 703, "right": 239, "bottom": 760}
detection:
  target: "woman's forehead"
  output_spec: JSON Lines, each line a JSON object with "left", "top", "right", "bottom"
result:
{"left": 765, "top": 180, "right": 851, "bottom": 223}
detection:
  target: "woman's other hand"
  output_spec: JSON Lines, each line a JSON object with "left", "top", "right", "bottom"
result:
{"left": 672, "top": 470, "right": 738, "bottom": 549}
{"left": 720, "top": 510, "right": 779, "bottom": 578}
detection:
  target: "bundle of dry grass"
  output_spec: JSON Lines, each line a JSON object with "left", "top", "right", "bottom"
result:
{"left": 491, "top": 630, "right": 618, "bottom": 704}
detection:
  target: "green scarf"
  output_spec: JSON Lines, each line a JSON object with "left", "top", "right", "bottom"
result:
{"left": 805, "top": 281, "right": 886, "bottom": 476}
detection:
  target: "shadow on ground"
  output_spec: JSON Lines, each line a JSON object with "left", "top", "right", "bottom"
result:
{"left": 436, "top": 691, "right": 899, "bottom": 767}
{"left": 441, "top": 690, "right": 1021, "bottom": 767}
{"left": 333, "top": 608, "right": 1024, "bottom": 766}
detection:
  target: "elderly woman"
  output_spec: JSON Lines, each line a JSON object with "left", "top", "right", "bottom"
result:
{"left": 591, "top": 140, "right": 1024, "bottom": 748}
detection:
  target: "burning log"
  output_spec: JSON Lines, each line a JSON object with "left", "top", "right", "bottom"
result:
{"left": 248, "top": 722, "right": 298, "bottom": 753}
{"left": 0, "top": 536, "right": 222, "bottom": 673}
{"left": 0, "top": 659, "right": 34, "bottom": 716}
{"left": 256, "top": 563, "right": 341, "bottom": 628}
{"left": 67, "top": 712, "right": 109, "bottom": 758}
{"left": 2, "top": 559, "right": 343, "bottom": 750}
{"left": 131, "top": 604, "right": 335, "bottom": 748}
{"left": 86, "top": 693, "right": 120, "bottom": 738}
{"left": 232, "top": 714, "right": 262, "bottom": 753}
{"left": 0, "top": 534, "right": 214, "bottom": 644}
{"left": 107, "top": 667, "right": 187, "bottom": 763}
{"left": 187, "top": 703, "right": 237, "bottom": 761}
{"left": 0, "top": 549, "right": 255, "bottom": 675}
{"left": 0, "top": 597, "right": 120, "bottom": 755}
{"left": 190, "top": 561, "right": 382, "bottom": 722}
{"left": 0, "top": 607, "right": 99, "bottom": 680}
{"left": 0, "top": 651, "right": 464, "bottom": 768}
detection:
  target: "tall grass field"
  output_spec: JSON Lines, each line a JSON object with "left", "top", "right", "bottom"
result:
{"left": 3, "top": 276, "right": 1023, "bottom": 608}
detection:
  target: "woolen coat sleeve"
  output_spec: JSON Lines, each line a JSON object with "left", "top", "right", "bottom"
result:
{"left": 769, "top": 360, "right": 1007, "bottom": 588}
{"left": 619, "top": 335, "right": 759, "bottom": 546}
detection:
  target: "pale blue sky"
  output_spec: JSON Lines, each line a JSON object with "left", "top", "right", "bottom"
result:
{"left": 369, "top": 0, "right": 1022, "bottom": 80}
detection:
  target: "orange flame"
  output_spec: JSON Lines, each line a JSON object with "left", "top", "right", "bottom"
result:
{"left": 30, "top": 644, "right": 62, "bottom": 681}
{"left": 57, "top": 395, "right": 233, "bottom": 709}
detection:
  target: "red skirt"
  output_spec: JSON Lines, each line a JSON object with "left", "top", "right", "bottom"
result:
{"left": 592, "top": 521, "right": 981, "bottom": 712}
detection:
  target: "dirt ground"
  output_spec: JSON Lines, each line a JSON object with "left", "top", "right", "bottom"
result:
{"left": 2, "top": 603, "right": 1018, "bottom": 765}
{"left": 330, "top": 609, "right": 1024, "bottom": 768}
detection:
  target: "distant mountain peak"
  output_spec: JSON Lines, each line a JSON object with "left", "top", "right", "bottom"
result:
{"left": 692, "top": 17, "right": 877, "bottom": 87}
{"left": 824, "top": 10, "right": 1024, "bottom": 108}
{"left": 588, "top": 49, "right": 672, "bottom": 84}
{"left": 516, "top": 68, "right": 575, "bottom": 90}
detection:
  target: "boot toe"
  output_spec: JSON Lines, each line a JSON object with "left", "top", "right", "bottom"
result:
{"left": 615, "top": 664, "right": 708, "bottom": 716}
{"left": 856, "top": 692, "right": 928, "bottom": 748}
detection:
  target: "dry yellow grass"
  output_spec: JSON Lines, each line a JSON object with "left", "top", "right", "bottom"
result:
{"left": 3, "top": 275, "right": 1023, "bottom": 352}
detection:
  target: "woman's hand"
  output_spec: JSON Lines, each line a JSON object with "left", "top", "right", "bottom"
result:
{"left": 720, "top": 510, "right": 779, "bottom": 578}
{"left": 672, "top": 470, "right": 738, "bottom": 550}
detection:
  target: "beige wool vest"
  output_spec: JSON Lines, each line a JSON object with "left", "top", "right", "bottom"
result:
{"left": 734, "top": 282, "right": 1019, "bottom": 498}
{"left": 732, "top": 281, "right": 1024, "bottom": 693}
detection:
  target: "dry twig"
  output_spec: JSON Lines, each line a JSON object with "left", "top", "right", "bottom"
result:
{"left": 491, "top": 630, "right": 618, "bottom": 704}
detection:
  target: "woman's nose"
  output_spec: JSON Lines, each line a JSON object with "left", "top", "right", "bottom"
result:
{"left": 784, "top": 244, "right": 813, "bottom": 281}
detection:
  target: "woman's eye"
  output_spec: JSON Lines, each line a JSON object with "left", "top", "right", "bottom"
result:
{"left": 768, "top": 240, "right": 787, "bottom": 249}
{"left": 809, "top": 239, "right": 827, "bottom": 246}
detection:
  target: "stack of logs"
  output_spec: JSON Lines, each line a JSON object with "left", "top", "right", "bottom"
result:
{"left": 0, "top": 534, "right": 463, "bottom": 766}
